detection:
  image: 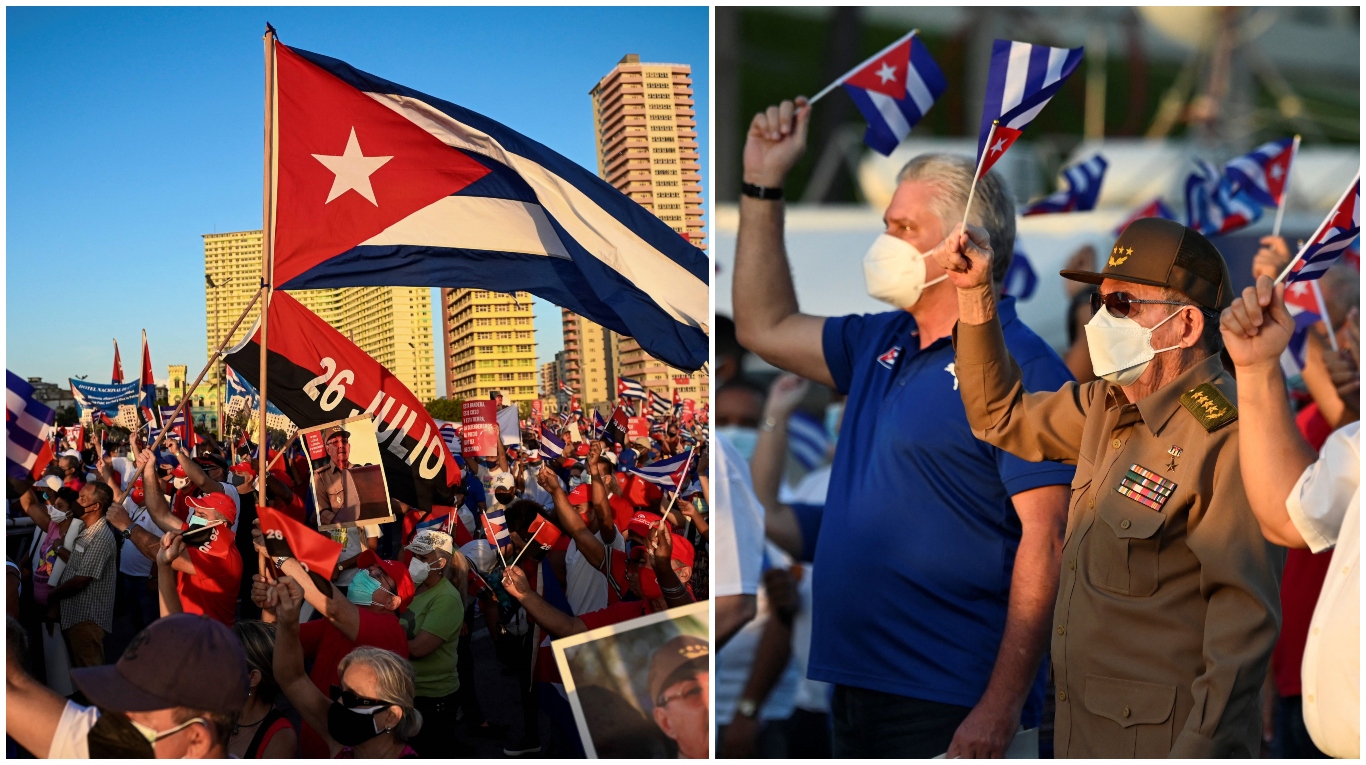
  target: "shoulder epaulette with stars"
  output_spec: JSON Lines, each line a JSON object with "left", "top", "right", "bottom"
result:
{"left": 1178, "top": 382, "right": 1238, "bottom": 432}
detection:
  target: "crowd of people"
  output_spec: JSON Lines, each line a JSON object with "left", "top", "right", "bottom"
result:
{"left": 711, "top": 95, "right": 1359, "bottom": 759}
{"left": 6, "top": 401, "right": 712, "bottom": 759}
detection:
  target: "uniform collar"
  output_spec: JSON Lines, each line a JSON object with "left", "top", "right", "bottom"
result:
{"left": 1107, "top": 354, "right": 1225, "bottom": 436}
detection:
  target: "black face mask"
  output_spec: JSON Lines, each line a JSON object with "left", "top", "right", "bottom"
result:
{"left": 326, "top": 701, "right": 388, "bottom": 746}
{"left": 493, "top": 491, "right": 514, "bottom": 505}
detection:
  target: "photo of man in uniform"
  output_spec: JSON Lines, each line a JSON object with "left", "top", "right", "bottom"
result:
{"left": 648, "top": 634, "right": 710, "bottom": 759}
{"left": 310, "top": 424, "right": 390, "bottom": 528}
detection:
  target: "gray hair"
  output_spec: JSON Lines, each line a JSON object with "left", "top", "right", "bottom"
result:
{"left": 896, "top": 154, "right": 1016, "bottom": 284}
{"left": 338, "top": 647, "right": 423, "bottom": 741}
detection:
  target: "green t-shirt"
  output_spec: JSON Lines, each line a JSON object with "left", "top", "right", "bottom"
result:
{"left": 400, "top": 576, "right": 464, "bottom": 698}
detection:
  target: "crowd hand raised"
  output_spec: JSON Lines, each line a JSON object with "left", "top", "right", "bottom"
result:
{"left": 250, "top": 574, "right": 278, "bottom": 612}
{"left": 930, "top": 223, "right": 995, "bottom": 290}
{"left": 502, "top": 565, "right": 529, "bottom": 599}
{"left": 1252, "top": 236, "right": 1292, "bottom": 280}
{"left": 105, "top": 502, "right": 132, "bottom": 531}
{"left": 676, "top": 498, "right": 702, "bottom": 523}
{"left": 1325, "top": 308, "right": 1360, "bottom": 411}
{"left": 1219, "top": 275, "right": 1294, "bottom": 369}
{"left": 273, "top": 576, "right": 304, "bottom": 625}
{"left": 535, "top": 465, "right": 559, "bottom": 493}
{"left": 743, "top": 97, "right": 810, "bottom": 188}
{"left": 647, "top": 522, "right": 674, "bottom": 573}
{"left": 156, "top": 531, "right": 185, "bottom": 568}
{"left": 250, "top": 520, "right": 271, "bottom": 559}
{"left": 764, "top": 374, "right": 810, "bottom": 420}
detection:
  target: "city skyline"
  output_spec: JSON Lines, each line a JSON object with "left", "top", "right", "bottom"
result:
{"left": 6, "top": 7, "right": 709, "bottom": 398}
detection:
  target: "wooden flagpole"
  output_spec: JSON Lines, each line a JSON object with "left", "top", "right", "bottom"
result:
{"left": 1310, "top": 280, "right": 1339, "bottom": 353}
{"left": 258, "top": 24, "right": 279, "bottom": 507}
{"left": 1270, "top": 135, "right": 1301, "bottom": 238}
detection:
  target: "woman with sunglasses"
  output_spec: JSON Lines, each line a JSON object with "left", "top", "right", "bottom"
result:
{"left": 270, "top": 575, "right": 422, "bottom": 758}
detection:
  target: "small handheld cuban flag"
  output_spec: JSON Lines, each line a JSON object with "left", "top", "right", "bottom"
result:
{"left": 1184, "top": 159, "right": 1263, "bottom": 236}
{"left": 559, "top": 381, "right": 575, "bottom": 397}
{"left": 592, "top": 410, "right": 607, "bottom": 438}
{"left": 1282, "top": 172, "right": 1360, "bottom": 284}
{"left": 481, "top": 506, "right": 514, "bottom": 553}
{"left": 538, "top": 427, "right": 566, "bottom": 462}
{"left": 1022, "top": 154, "right": 1107, "bottom": 216}
{"left": 672, "top": 389, "right": 683, "bottom": 418}
{"left": 1115, "top": 198, "right": 1178, "bottom": 235}
{"left": 649, "top": 390, "right": 671, "bottom": 420}
{"left": 787, "top": 411, "right": 831, "bottom": 471}
{"left": 139, "top": 330, "right": 160, "bottom": 427}
{"left": 976, "top": 40, "right": 1084, "bottom": 178}
{"left": 628, "top": 450, "right": 693, "bottom": 490}
{"left": 7, "top": 371, "right": 57, "bottom": 480}
{"left": 1279, "top": 279, "right": 1329, "bottom": 375}
{"left": 819, "top": 30, "right": 946, "bottom": 157}
{"left": 1224, "top": 137, "right": 1297, "bottom": 209}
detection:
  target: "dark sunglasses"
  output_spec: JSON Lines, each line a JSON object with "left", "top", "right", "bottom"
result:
{"left": 1090, "top": 291, "right": 1208, "bottom": 319}
{"left": 329, "top": 684, "right": 387, "bottom": 709}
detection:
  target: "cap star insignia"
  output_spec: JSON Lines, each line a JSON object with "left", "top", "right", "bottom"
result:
{"left": 1179, "top": 383, "right": 1238, "bottom": 432}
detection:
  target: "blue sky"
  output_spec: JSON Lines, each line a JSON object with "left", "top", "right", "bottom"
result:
{"left": 7, "top": 6, "right": 709, "bottom": 397}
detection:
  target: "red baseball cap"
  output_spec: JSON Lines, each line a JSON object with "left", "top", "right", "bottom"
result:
{"left": 669, "top": 534, "right": 695, "bottom": 568}
{"left": 186, "top": 492, "right": 237, "bottom": 526}
{"left": 568, "top": 484, "right": 590, "bottom": 506}
{"left": 357, "top": 549, "right": 415, "bottom": 612}
{"left": 628, "top": 511, "right": 664, "bottom": 539}
{"left": 130, "top": 478, "right": 146, "bottom": 507}
{"left": 575, "top": 443, "right": 590, "bottom": 457}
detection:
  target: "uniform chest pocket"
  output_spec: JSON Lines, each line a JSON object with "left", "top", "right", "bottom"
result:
{"left": 1085, "top": 498, "right": 1165, "bottom": 596}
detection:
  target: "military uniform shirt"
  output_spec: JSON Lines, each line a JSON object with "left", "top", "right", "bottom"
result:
{"left": 954, "top": 315, "right": 1283, "bottom": 759}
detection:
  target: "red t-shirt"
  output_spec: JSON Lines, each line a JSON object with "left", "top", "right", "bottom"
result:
{"left": 176, "top": 524, "right": 242, "bottom": 626}
{"left": 297, "top": 609, "right": 410, "bottom": 758}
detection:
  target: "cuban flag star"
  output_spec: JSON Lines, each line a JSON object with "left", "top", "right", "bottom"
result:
{"left": 977, "top": 40, "right": 1085, "bottom": 178}
{"left": 1285, "top": 173, "right": 1360, "bottom": 284}
{"left": 617, "top": 377, "right": 647, "bottom": 401}
{"left": 1279, "top": 279, "right": 1326, "bottom": 376}
{"left": 1022, "top": 154, "right": 1108, "bottom": 216}
{"left": 267, "top": 41, "right": 708, "bottom": 371}
{"left": 628, "top": 450, "right": 693, "bottom": 490}
{"left": 1224, "top": 137, "right": 1296, "bottom": 209}
{"left": 839, "top": 31, "right": 947, "bottom": 156}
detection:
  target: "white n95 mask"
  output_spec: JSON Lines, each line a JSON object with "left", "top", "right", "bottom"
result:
{"left": 1085, "top": 306, "right": 1185, "bottom": 386}
{"left": 862, "top": 234, "right": 947, "bottom": 310}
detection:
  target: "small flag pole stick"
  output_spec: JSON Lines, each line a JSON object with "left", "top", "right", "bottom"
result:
{"left": 507, "top": 524, "right": 541, "bottom": 570}
{"left": 148, "top": 287, "right": 265, "bottom": 454}
{"left": 1310, "top": 279, "right": 1340, "bottom": 353}
{"left": 808, "top": 29, "right": 919, "bottom": 106}
{"left": 660, "top": 447, "right": 696, "bottom": 521}
{"left": 1276, "top": 170, "right": 1360, "bottom": 284}
{"left": 258, "top": 24, "right": 279, "bottom": 513}
{"left": 961, "top": 121, "right": 999, "bottom": 233}
{"left": 1271, "top": 135, "right": 1301, "bottom": 238}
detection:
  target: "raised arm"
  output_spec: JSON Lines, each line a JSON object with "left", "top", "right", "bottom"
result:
{"left": 501, "top": 565, "right": 585, "bottom": 638}
{"left": 170, "top": 439, "right": 226, "bottom": 495}
{"left": 138, "top": 453, "right": 184, "bottom": 533}
{"left": 536, "top": 466, "right": 604, "bottom": 567}
{"left": 271, "top": 576, "right": 339, "bottom": 757}
{"left": 15, "top": 484, "right": 52, "bottom": 530}
{"left": 251, "top": 522, "right": 360, "bottom": 639}
{"left": 733, "top": 97, "right": 835, "bottom": 387}
{"left": 749, "top": 374, "right": 808, "bottom": 559}
{"left": 936, "top": 224, "right": 1089, "bottom": 463}
{"left": 155, "top": 533, "right": 187, "bottom": 617}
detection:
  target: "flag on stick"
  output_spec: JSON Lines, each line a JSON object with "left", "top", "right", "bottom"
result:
{"left": 7, "top": 371, "right": 56, "bottom": 480}
{"left": 112, "top": 340, "right": 124, "bottom": 384}
{"left": 1281, "top": 172, "right": 1360, "bottom": 284}
{"left": 1022, "top": 155, "right": 1108, "bottom": 216}
{"left": 975, "top": 40, "right": 1085, "bottom": 179}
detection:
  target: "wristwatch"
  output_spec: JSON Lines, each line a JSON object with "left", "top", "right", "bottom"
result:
{"left": 741, "top": 182, "right": 784, "bottom": 201}
{"left": 736, "top": 698, "right": 759, "bottom": 719}
{"left": 118, "top": 527, "right": 133, "bottom": 541}
{"left": 274, "top": 556, "right": 290, "bottom": 570}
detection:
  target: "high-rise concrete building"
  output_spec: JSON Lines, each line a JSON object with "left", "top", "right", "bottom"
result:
{"left": 202, "top": 230, "right": 437, "bottom": 405}
{"left": 559, "top": 309, "right": 620, "bottom": 409}
{"left": 439, "top": 289, "right": 537, "bottom": 404}
{"left": 586, "top": 54, "right": 709, "bottom": 409}
{"left": 590, "top": 53, "right": 704, "bottom": 248}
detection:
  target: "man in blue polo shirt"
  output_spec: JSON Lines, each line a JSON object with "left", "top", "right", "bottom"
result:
{"left": 732, "top": 97, "right": 1075, "bottom": 758}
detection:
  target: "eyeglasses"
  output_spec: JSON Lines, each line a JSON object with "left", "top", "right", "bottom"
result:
{"left": 330, "top": 684, "right": 387, "bottom": 709}
{"left": 1090, "top": 291, "right": 1208, "bottom": 319}
{"left": 657, "top": 681, "right": 705, "bottom": 708}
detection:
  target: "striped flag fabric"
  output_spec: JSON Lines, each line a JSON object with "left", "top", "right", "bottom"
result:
{"left": 672, "top": 389, "right": 683, "bottom": 417}
{"left": 139, "top": 330, "right": 160, "bottom": 427}
{"left": 1224, "top": 137, "right": 1296, "bottom": 209}
{"left": 559, "top": 381, "right": 575, "bottom": 397}
{"left": 1285, "top": 173, "right": 1360, "bottom": 284}
{"left": 7, "top": 371, "right": 57, "bottom": 480}
{"left": 481, "top": 506, "right": 514, "bottom": 552}
{"left": 649, "top": 390, "right": 671, "bottom": 419}
{"left": 1280, "top": 279, "right": 1326, "bottom": 375}
{"left": 787, "top": 411, "right": 831, "bottom": 471}
{"left": 1022, "top": 154, "right": 1108, "bottom": 216}
{"left": 976, "top": 40, "right": 1085, "bottom": 178}
{"left": 1184, "top": 159, "right": 1263, "bottom": 236}
{"left": 112, "top": 340, "right": 124, "bottom": 384}
{"left": 839, "top": 31, "right": 947, "bottom": 156}
{"left": 628, "top": 449, "right": 694, "bottom": 490}
{"left": 435, "top": 419, "right": 462, "bottom": 458}
{"left": 616, "top": 377, "right": 646, "bottom": 401}
{"left": 267, "top": 40, "right": 708, "bottom": 371}
{"left": 539, "top": 427, "right": 566, "bottom": 461}
{"left": 592, "top": 410, "right": 607, "bottom": 438}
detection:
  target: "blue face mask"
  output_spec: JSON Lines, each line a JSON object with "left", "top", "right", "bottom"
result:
{"left": 188, "top": 514, "right": 210, "bottom": 529}
{"left": 717, "top": 426, "right": 758, "bottom": 462}
{"left": 346, "top": 570, "right": 391, "bottom": 606}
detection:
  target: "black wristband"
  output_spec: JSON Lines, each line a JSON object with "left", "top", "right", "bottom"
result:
{"left": 741, "top": 182, "right": 784, "bottom": 201}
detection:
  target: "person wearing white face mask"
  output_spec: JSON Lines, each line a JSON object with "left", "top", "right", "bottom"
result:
{"left": 937, "top": 216, "right": 1283, "bottom": 758}
{"left": 734, "top": 98, "right": 1076, "bottom": 759}
{"left": 397, "top": 530, "right": 465, "bottom": 757}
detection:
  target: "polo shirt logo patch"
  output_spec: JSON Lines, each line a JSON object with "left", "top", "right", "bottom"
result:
{"left": 877, "top": 346, "right": 901, "bottom": 369}
{"left": 1115, "top": 464, "right": 1177, "bottom": 511}
{"left": 945, "top": 362, "right": 958, "bottom": 390}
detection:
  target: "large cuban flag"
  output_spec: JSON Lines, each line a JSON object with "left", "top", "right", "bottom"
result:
{"left": 269, "top": 41, "right": 708, "bottom": 371}
{"left": 976, "top": 40, "right": 1084, "bottom": 178}
{"left": 840, "top": 31, "right": 946, "bottom": 156}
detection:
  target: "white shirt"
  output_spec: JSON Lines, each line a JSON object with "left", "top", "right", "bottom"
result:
{"left": 564, "top": 532, "right": 626, "bottom": 616}
{"left": 49, "top": 701, "right": 100, "bottom": 758}
{"left": 711, "top": 433, "right": 765, "bottom": 599}
{"left": 715, "top": 543, "right": 802, "bottom": 725}
{"left": 117, "top": 498, "right": 162, "bottom": 578}
{"left": 1285, "top": 421, "right": 1359, "bottom": 759}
